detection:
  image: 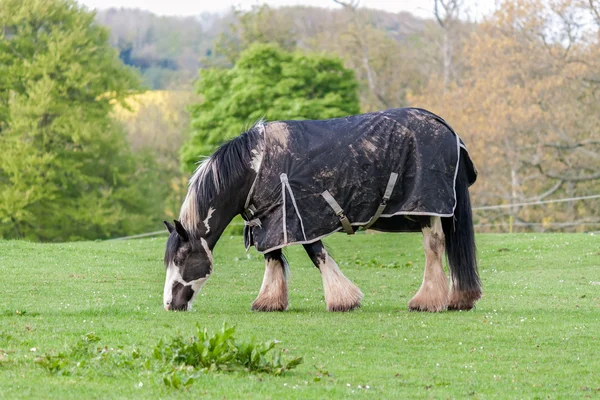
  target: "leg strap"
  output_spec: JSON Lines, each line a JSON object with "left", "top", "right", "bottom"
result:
{"left": 363, "top": 172, "right": 399, "bottom": 230}
{"left": 321, "top": 190, "right": 354, "bottom": 235}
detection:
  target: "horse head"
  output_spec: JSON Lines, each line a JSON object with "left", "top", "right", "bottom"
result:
{"left": 162, "top": 220, "right": 212, "bottom": 311}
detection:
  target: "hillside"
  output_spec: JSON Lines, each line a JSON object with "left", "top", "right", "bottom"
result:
{"left": 95, "top": 6, "right": 428, "bottom": 89}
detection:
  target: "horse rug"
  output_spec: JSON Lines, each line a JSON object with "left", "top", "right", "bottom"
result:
{"left": 243, "top": 107, "right": 477, "bottom": 254}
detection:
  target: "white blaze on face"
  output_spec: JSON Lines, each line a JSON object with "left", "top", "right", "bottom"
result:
{"left": 163, "top": 262, "right": 182, "bottom": 309}
{"left": 163, "top": 263, "right": 212, "bottom": 310}
{"left": 163, "top": 240, "right": 214, "bottom": 310}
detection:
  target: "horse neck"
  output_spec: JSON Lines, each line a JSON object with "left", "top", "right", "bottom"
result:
{"left": 197, "top": 169, "right": 256, "bottom": 250}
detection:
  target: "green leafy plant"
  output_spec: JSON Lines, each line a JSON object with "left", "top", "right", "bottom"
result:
{"left": 34, "top": 324, "right": 302, "bottom": 388}
{"left": 34, "top": 333, "right": 101, "bottom": 375}
{"left": 154, "top": 323, "right": 302, "bottom": 379}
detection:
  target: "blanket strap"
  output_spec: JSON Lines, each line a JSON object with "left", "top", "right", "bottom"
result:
{"left": 363, "top": 172, "right": 399, "bottom": 230}
{"left": 321, "top": 190, "right": 354, "bottom": 235}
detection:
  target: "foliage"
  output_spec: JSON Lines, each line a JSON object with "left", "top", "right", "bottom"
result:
{"left": 111, "top": 90, "right": 196, "bottom": 219}
{"left": 0, "top": 0, "right": 169, "bottom": 241}
{"left": 34, "top": 333, "right": 103, "bottom": 375}
{"left": 212, "top": 4, "right": 433, "bottom": 111}
{"left": 213, "top": 5, "right": 297, "bottom": 64}
{"left": 408, "top": 0, "right": 600, "bottom": 231}
{"left": 154, "top": 323, "right": 302, "bottom": 378}
{"left": 303, "top": 3, "right": 434, "bottom": 111}
{"left": 182, "top": 43, "right": 360, "bottom": 171}
{"left": 1, "top": 233, "right": 600, "bottom": 397}
{"left": 95, "top": 9, "right": 219, "bottom": 89}
{"left": 34, "top": 323, "right": 301, "bottom": 389}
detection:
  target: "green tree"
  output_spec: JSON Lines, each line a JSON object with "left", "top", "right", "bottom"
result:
{"left": 182, "top": 43, "right": 359, "bottom": 171}
{"left": 0, "top": 0, "right": 164, "bottom": 241}
{"left": 213, "top": 5, "right": 297, "bottom": 65}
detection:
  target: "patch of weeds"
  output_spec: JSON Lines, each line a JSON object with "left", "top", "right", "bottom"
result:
{"left": 34, "top": 332, "right": 102, "bottom": 375}
{"left": 312, "top": 365, "right": 334, "bottom": 382}
{"left": 353, "top": 257, "right": 409, "bottom": 269}
{"left": 34, "top": 324, "right": 302, "bottom": 389}
{"left": 0, "top": 348, "right": 13, "bottom": 365}
{"left": 155, "top": 323, "right": 303, "bottom": 387}
{"left": 1, "top": 310, "right": 39, "bottom": 317}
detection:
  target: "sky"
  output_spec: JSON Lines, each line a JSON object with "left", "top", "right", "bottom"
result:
{"left": 78, "top": 0, "right": 498, "bottom": 20}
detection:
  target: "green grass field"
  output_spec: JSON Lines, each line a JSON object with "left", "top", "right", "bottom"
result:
{"left": 1, "top": 232, "right": 599, "bottom": 399}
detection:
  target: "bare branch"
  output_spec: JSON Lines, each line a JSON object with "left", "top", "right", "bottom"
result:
{"left": 333, "top": 0, "right": 359, "bottom": 10}
{"left": 589, "top": 0, "right": 600, "bottom": 26}
{"left": 535, "top": 180, "right": 564, "bottom": 201}
{"left": 543, "top": 139, "right": 600, "bottom": 150}
{"left": 540, "top": 168, "right": 600, "bottom": 182}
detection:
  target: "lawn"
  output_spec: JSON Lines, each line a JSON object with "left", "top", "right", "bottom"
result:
{"left": 0, "top": 232, "right": 599, "bottom": 399}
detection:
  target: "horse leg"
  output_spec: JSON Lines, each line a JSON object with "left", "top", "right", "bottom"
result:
{"left": 251, "top": 249, "right": 288, "bottom": 312}
{"left": 303, "top": 240, "right": 363, "bottom": 312}
{"left": 408, "top": 216, "right": 449, "bottom": 312}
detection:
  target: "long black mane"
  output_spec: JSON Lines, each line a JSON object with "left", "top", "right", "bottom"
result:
{"left": 179, "top": 122, "right": 265, "bottom": 234}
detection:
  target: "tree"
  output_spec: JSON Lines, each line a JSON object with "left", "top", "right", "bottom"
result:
{"left": 306, "top": 1, "right": 431, "bottom": 111}
{"left": 0, "top": 0, "right": 165, "bottom": 241}
{"left": 210, "top": 4, "right": 430, "bottom": 111}
{"left": 408, "top": 0, "right": 600, "bottom": 231}
{"left": 112, "top": 90, "right": 196, "bottom": 220}
{"left": 182, "top": 43, "right": 360, "bottom": 172}
{"left": 213, "top": 5, "right": 297, "bottom": 65}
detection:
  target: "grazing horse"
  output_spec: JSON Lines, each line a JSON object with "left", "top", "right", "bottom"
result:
{"left": 163, "top": 108, "right": 482, "bottom": 312}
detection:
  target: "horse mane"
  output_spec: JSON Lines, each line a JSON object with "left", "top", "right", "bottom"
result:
{"left": 179, "top": 121, "right": 265, "bottom": 234}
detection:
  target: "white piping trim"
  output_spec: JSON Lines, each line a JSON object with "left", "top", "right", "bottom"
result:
{"left": 280, "top": 173, "right": 308, "bottom": 241}
{"left": 281, "top": 174, "right": 288, "bottom": 244}
{"left": 451, "top": 132, "right": 461, "bottom": 214}
{"left": 257, "top": 228, "right": 344, "bottom": 254}
{"left": 255, "top": 209, "right": 456, "bottom": 254}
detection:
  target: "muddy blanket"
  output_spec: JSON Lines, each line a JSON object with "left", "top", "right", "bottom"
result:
{"left": 243, "top": 108, "right": 477, "bottom": 253}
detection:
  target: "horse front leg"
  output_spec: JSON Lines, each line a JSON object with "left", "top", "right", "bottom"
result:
{"left": 408, "top": 216, "right": 449, "bottom": 312}
{"left": 303, "top": 241, "right": 363, "bottom": 312}
{"left": 252, "top": 249, "right": 288, "bottom": 312}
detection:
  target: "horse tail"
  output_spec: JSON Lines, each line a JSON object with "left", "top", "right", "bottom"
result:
{"left": 442, "top": 150, "right": 482, "bottom": 298}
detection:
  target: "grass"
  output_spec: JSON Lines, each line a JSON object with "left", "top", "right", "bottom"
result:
{"left": 0, "top": 232, "right": 599, "bottom": 399}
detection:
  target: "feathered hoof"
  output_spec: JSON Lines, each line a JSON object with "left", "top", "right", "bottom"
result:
{"left": 327, "top": 301, "right": 362, "bottom": 312}
{"left": 251, "top": 298, "right": 288, "bottom": 312}
{"left": 325, "top": 286, "right": 363, "bottom": 312}
{"left": 447, "top": 289, "right": 482, "bottom": 311}
{"left": 408, "top": 296, "right": 448, "bottom": 312}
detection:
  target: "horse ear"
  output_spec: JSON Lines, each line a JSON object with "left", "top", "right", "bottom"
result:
{"left": 164, "top": 220, "right": 175, "bottom": 233}
{"left": 173, "top": 220, "right": 189, "bottom": 242}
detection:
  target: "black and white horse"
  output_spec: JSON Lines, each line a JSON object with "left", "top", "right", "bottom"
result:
{"left": 163, "top": 108, "right": 482, "bottom": 312}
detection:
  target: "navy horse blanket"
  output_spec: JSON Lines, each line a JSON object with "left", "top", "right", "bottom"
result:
{"left": 243, "top": 108, "right": 477, "bottom": 253}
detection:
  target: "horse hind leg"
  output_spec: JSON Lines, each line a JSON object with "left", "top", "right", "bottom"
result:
{"left": 252, "top": 249, "right": 289, "bottom": 312}
{"left": 408, "top": 216, "right": 449, "bottom": 312}
{"left": 303, "top": 241, "right": 363, "bottom": 312}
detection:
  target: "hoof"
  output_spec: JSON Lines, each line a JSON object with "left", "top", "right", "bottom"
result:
{"left": 447, "top": 289, "right": 482, "bottom": 311}
{"left": 327, "top": 301, "right": 361, "bottom": 312}
{"left": 408, "top": 296, "right": 447, "bottom": 312}
{"left": 325, "top": 285, "right": 363, "bottom": 312}
{"left": 251, "top": 298, "right": 288, "bottom": 312}
{"left": 408, "top": 284, "right": 449, "bottom": 312}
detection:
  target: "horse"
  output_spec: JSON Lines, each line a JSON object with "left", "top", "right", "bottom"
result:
{"left": 162, "top": 108, "right": 482, "bottom": 312}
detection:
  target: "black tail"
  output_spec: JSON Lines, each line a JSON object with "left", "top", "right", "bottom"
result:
{"left": 442, "top": 151, "right": 481, "bottom": 295}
